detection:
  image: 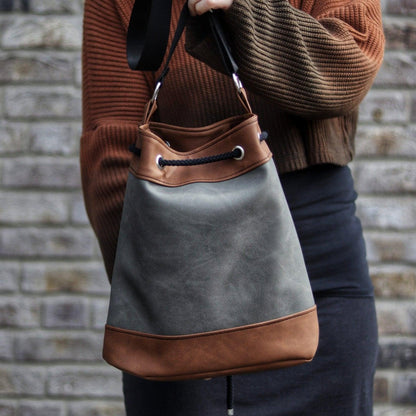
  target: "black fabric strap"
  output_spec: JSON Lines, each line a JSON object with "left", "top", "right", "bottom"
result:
{"left": 127, "top": 0, "right": 172, "bottom": 70}
{"left": 153, "top": 3, "right": 241, "bottom": 100}
{"left": 155, "top": 2, "right": 191, "bottom": 85}
{"left": 127, "top": 0, "right": 239, "bottom": 78}
{"left": 207, "top": 10, "right": 238, "bottom": 76}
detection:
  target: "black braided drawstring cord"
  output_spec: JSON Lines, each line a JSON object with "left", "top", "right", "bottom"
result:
{"left": 157, "top": 146, "right": 244, "bottom": 168}
{"left": 227, "top": 376, "right": 234, "bottom": 415}
{"left": 156, "top": 131, "right": 268, "bottom": 169}
{"left": 128, "top": 132, "right": 268, "bottom": 166}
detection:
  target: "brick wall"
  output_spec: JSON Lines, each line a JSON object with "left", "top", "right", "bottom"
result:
{"left": 0, "top": 0, "right": 415, "bottom": 415}
{"left": 355, "top": 1, "right": 416, "bottom": 414}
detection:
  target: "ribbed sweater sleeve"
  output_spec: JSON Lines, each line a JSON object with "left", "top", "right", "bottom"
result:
{"left": 81, "top": 0, "right": 151, "bottom": 278}
{"left": 187, "top": 0, "right": 385, "bottom": 118}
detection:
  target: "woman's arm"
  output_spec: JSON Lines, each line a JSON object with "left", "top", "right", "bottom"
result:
{"left": 81, "top": 0, "right": 152, "bottom": 279}
{"left": 186, "top": 0, "right": 385, "bottom": 118}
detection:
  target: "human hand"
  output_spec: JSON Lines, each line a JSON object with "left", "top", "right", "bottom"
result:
{"left": 188, "top": 0, "right": 233, "bottom": 16}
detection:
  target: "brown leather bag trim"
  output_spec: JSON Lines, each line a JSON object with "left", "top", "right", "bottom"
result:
{"left": 129, "top": 114, "right": 273, "bottom": 187}
{"left": 103, "top": 306, "right": 319, "bottom": 381}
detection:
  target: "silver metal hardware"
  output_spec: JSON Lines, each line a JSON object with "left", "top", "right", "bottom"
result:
{"left": 233, "top": 146, "right": 245, "bottom": 161}
{"left": 151, "top": 81, "right": 162, "bottom": 102}
{"left": 156, "top": 154, "right": 164, "bottom": 170}
{"left": 232, "top": 73, "right": 243, "bottom": 91}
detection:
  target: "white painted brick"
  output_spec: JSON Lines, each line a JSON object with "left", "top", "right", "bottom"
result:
{"left": 21, "top": 262, "right": 108, "bottom": 294}
{"left": 46, "top": 366, "right": 122, "bottom": 398}
{"left": 29, "top": 123, "right": 77, "bottom": 155}
{"left": 0, "top": 192, "right": 69, "bottom": 224}
{"left": 378, "top": 336, "right": 416, "bottom": 369}
{"left": 1, "top": 16, "right": 82, "bottom": 50}
{"left": 383, "top": 16, "right": 416, "bottom": 51}
{"left": 374, "top": 405, "right": 416, "bottom": 415}
{"left": 355, "top": 125, "right": 416, "bottom": 158}
{"left": 0, "top": 400, "right": 17, "bottom": 416}
{"left": 91, "top": 298, "right": 110, "bottom": 330}
{"left": 29, "top": 0, "right": 82, "bottom": 14}
{"left": 356, "top": 196, "right": 416, "bottom": 230}
{"left": 0, "top": 121, "right": 28, "bottom": 154}
{"left": 393, "top": 372, "right": 416, "bottom": 405}
{"left": 374, "top": 369, "right": 393, "bottom": 404}
{"left": 0, "top": 52, "right": 74, "bottom": 82}
{"left": 364, "top": 231, "right": 416, "bottom": 264}
{"left": 15, "top": 331, "right": 102, "bottom": 362}
{"left": 0, "top": 85, "right": 4, "bottom": 118}
{"left": 0, "top": 227, "right": 95, "bottom": 258}
{"left": 359, "top": 90, "right": 409, "bottom": 124}
{"left": 353, "top": 161, "right": 416, "bottom": 194}
{"left": 0, "top": 365, "right": 46, "bottom": 396}
{"left": 0, "top": 296, "right": 40, "bottom": 328}
{"left": 18, "top": 401, "right": 65, "bottom": 416}
{"left": 376, "top": 300, "right": 416, "bottom": 336}
{"left": 2, "top": 157, "right": 81, "bottom": 189}
{"left": 42, "top": 296, "right": 90, "bottom": 329}
{"left": 370, "top": 265, "right": 416, "bottom": 299}
{"left": 374, "top": 52, "right": 416, "bottom": 88}
{"left": 0, "top": 262, "right": 20, "bottom": 292}
{"left": 74, "top": 58, "right": 82, "bottom": 87}
{"left": 67, "top": 401, "right": 125, "bottom": 416}
{"left": 0, "top": 331, "right": 14, "bottom": 361}
{"left": 386, "top": 0, "right": 416, "bottom": 16}
{"left": 71, "top": 194, "right": 90, "bottom": 225}
{"left": 4, "top": 87, "right": 81, "bottom": 119}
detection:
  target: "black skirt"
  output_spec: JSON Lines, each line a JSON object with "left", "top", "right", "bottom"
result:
{"left": 122, "top": 164, "right": 378, "bottom": 416}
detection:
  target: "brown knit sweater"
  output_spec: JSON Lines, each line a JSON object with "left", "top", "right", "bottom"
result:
{"left": 81, "top": 0, "right": 384, "bottom": 279}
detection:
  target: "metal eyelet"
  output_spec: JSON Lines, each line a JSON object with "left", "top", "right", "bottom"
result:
{"left": 156, "top": 155, "right": 164, "bottom": 170}
{"left": 232, "top": 146, "right": 245, "bottom": 161}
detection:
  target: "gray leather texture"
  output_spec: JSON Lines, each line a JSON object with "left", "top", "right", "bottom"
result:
{"left": 107, "top": 159, "right": 315, "bottom": 335}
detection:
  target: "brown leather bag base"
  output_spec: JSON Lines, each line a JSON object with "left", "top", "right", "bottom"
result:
{"left": 104, "top": 306, "right": 318, "bottom": 381}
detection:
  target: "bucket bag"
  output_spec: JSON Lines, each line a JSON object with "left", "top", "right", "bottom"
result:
{"left": 103, "top": 1, "right": 319, "bottom": 389}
